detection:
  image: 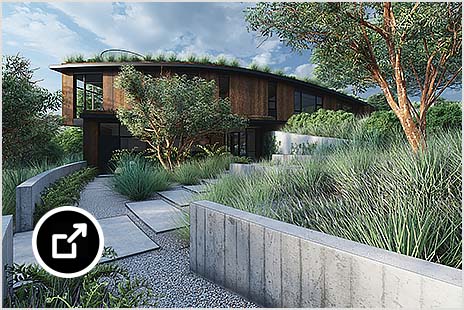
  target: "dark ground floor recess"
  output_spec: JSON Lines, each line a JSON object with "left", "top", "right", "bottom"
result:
{"left": 80, "top": 112, "right": 284, "bottom": 172}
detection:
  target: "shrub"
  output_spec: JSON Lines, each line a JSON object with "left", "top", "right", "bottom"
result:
{"left": 215, "top": 56, "right": 228, "bottom": 66}
{"left": 155, "top": 53, "right": 166, "bottom": 62}
{"left": 229, "top": 59, "right": 240, "bottom": 67}
{"left": 5, "top": 248, "right": 154, "bottom": 308}
{"left": 426, "top": 102, "right": 461, "bottom": 131}
{"left": 112, "top": 154, "right": 170, "bottom": 200}
{"left": 52, "top": 127, "right": 83, "bottom": 156}
{"left": 202, "top": 130, "right": 462, "bottom": 268}
{"left": 284, "top": 109, "right": 356, "bottom": 139}
{"left": 359, "top": 110, "right": 401, "bottom": 136}
{"left": 34, "top": 167, "right": 98, "bottom": 223}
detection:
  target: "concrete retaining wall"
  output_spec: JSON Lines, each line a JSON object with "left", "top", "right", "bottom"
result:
{"left": 271, "top": 154, "right": 312, "bottom": 163}
{"left": 190, "top": 200, "right": 462, "bottom": 308}
{"left": 273, "top": 131, "right": 346, "bottom": 155}
{"left": 15, "top": 161, "right": 87, "bottom": 232}
{"left": 2, "top": 215, "right": 13, "bottom": 301}
{"left": 229, "top": 163, "right": 298, "bottom": 176}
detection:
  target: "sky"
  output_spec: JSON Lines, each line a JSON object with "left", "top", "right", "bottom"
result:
{"left": 2, "top": 1, "right": 461, "bottom": 101}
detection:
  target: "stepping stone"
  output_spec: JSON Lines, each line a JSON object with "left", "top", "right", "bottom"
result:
{"left": 13, "top": 215, "right": 158, "bottom": 265}
{"left": 182, "top": 184, "right": 208, "bottom": 194}
{"left": 126, "top": 200, "right": 187, "bottom": 233}
{"left": 201, "top": 178, "right": 219, "bottom": 185}
{"left": 157, "top": 189, "right": 196, "bottom": 207}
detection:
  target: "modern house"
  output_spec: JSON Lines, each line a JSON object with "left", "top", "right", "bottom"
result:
{"left": 50, "top": 61, "right": 374, "bottom": 172}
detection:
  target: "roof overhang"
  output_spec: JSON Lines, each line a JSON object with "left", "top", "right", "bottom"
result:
{"left": 50, "top": 62, "right": 372, "bottom": 108}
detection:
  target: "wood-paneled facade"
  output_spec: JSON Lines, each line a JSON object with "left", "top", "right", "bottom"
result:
{"left": 51, "top": 62, "right": 374, "bottom": 171}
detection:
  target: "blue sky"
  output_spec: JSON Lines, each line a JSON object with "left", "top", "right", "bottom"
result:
{"left": 2, "top": 2, "right": 461, "bottom": 101}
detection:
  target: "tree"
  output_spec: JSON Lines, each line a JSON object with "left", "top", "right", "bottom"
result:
{"left": 115, "top": 65, "right": 246, "bottom": 170}
{"left": 245, "top": 2, "right": 462, "bottom": 152}
{"left": 367, "top": 93, "right": 391, "bottom": 111}
{"left": 2, "top": 55, "right": 62, "bottom": 165}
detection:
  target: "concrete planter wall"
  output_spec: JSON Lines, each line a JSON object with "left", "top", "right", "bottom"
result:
{"left": 272, "top": 131, "right": 346, "bottom": 155}
{"left": 2, "top": 215, "right": 13, "bottom": 300}
{"left": 15, "top": 161, "right": 87, "bottom": 232}
{"left": 271, "top": 154, "right": 312, "bottom": 163}
{"left": 229, "top": 163, "right": 298, "bottom": 176}
{"left": 189, "top": 200, "right": 462, "bottom": 308}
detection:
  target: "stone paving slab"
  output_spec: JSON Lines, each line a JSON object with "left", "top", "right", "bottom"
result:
{"left": 13, "top": 215, "right": 158, "bottom": 264}
{"left": 126, "top": 200, "right": 187, "bottom": 233}
{"left": 182, "top": 184, "right": 208, "bottom": 194}
{"left": 157, "top": 189, "right": 196, "bottom": 207}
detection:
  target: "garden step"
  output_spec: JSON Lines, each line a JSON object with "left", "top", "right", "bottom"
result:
{"left": 182, "top": 184, "right": 208, "bottom": 194}
{"left": 157, "top": 189, "right": 196, "bottom": 207}
{"left": 12, "top": 215, "right": 158, "bottom": 264}
{"left": 126, "top": 199, "right": 187, "bottom": 233}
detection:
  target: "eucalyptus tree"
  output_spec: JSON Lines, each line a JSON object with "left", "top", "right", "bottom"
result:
{"left": 246, "top": 2, "right": 462, "bottom": 151}
{"left": 115, "top": 65, "right": 246, "bottom": 170}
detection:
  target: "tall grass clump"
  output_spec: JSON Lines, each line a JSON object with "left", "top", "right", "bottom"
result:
{"left": 171, "top": 155, "right": 234, "bottom": 185}
{"left": 202, "top": 129, "right": 462, "bottom": 268}
{"left": 112, "top": 154, "right": 170, "bottom": 200}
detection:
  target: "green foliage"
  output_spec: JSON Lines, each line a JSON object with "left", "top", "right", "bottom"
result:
{"left": 198, "top": 55, "right": 212, "bottom": 64}
{"left": 34, "top": 168, "right": 98, "bottom": 223}
{"left": 229, "top": 59, "right": 240, "bottom": 67}
{"left": 202, "top": 130, "right": 462, "bottom": 268}
{"left": 167, "top": 53, "right": 179, "bottom": 62}
{"left": 262, "top": 65, "right": 272, "bottom": 73}
{"left": 112, "top": 153, "right": 171, "bottom": 200}
{"left": 249, "top": 63, "right": 261, "bottom": 71}
{"left": 187, "top": 54, "right": 198, "bottom": 63}
{"left": 426, "top": 102, "right": 462, "bottom": 130}
{"left": 215, "top": 56, "right": 228, "bottom": 66}
{"left": 63, "top": 54, "right": 85, "bottom": 63}
{"left": 87, "top": 54, "right": 103, "bottom": 62}
{"left": 5, "top": 249, "right": 154, "bottom": 308}
{"left": 171, "top": 155, "right": 234, "bottom": 185}
{"left": 155, "top": 53, "right": 166, "bottom": 62}
{"left": 262, "top": 133, "right": 280, "bottom": 159}
{"left": 2, "top": 55, "right": 62, "bottom": 165}
{"left": 52, "top": 127, "right": 83, "bottom": 156}
{"left": 143, "top": 54, "right": 154, "bottom": 61}
{"left": 367, "top": 93, "right": 391, "bottom": 111}
{"left": 273, "top": 69, "right": 285, "bottom": 76}
{"left": 115, "top": 65, "right": 246, "bottom": 170}
{"left": 284, "top": 109, "right": 356, "bottom": 139}
{"left": 359, "top": 110, "right": 402, "bottom": 136}
{"left": 196, "top": 143, "right": 229, "bottom": 158}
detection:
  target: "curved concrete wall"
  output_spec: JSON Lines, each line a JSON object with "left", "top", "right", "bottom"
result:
{"left": 190, "top": 200, "right": 462, "bottom": 308}
{"left": 15, "top": 161, "right": 87, "bottom": 232}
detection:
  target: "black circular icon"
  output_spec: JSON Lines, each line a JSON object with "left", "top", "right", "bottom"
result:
{"left": 32, "top": 206, "right": 104, "bottom": 278}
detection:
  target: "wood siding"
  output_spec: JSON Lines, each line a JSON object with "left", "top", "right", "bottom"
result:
{"left": 62, "top": 73, "right": 74, "bottom": 125}
{"left": 60, "top": 68, "right": 372, "bottom": 125}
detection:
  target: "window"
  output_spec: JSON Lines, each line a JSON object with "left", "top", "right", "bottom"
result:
{"left": 294, "top": 90, "right": 323, "bottom": 113}
{"left": 268, "top": 81, "right": 277, "bottom": 118}
{"left": 228, "top": 129, "right": 256, "bottom": 159}
{"left": 74, "top": 74, "right": 103, "bottom": 117}
{"left": 120, "top": 125, "right": 147, "bottom": 151}
{"left": 219, "top": 75, "right": 230, "bottom": 99}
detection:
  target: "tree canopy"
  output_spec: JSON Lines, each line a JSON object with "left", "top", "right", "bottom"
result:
{"left": 2, "top": 55, "right": 62, "bottom": 165}
{"left": 245, "top": 2, "right": 462, "bottom": 151}
{"left": 115, "top": 65, "right": 246, "bottom": 170}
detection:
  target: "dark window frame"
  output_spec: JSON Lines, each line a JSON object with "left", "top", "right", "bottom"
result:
{"left": 268, "top": 81, "right": 277, "bottom": 119}
{"left": 294, "top": 90, "right": 323, "bottom": 114}
{"left": 218, "top": 75, "right": 230, "bottom": 99}
{"left": 73, "top": 73, "right": 104, "bottom": 118}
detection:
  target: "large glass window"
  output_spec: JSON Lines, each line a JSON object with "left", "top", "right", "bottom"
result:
{"left": 294, "top": 90, "right": 323, "bottom": 113}
{"left": 268, "top": 81, "right": 277, "bottom": 119}
{"left": 228, "top": 128, "right": 256, "bottom": 158}
{"left": 219, "top": 75, "right": 230, "bottom": 99}
{"left": 74, "top": 74, "right": 103, "bottom": 117}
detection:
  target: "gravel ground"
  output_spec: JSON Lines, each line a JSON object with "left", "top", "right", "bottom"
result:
{"left": 79, "top": 176, "right": 257, "bottom": 308}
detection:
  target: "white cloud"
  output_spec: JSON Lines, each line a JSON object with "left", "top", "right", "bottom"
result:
{"left": 292, "top": 63, "right": 317, "bottom": 79}
{"left": 2, "top": 5, "right": 85, "bottom": 58}
{"left": 48, "top": 2, "right": 285, "bottom": 64}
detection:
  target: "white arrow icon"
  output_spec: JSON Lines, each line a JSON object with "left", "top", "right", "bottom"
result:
{"left": 52, "top": 223, "right": 87, "bottom": 259}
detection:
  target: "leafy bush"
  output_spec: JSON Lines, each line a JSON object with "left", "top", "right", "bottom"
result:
{"left": 284, "top": 109, "right": 356, "bottom": 138}
{"left": 426, "top": 102, "right": 461, "bottom": 130}
{"left": 112, "top": 154, "right": 171, "bottom": 200}
{"left": 52, "top": 127, "right": 83, "bottom": 156}
{"left": 34, "top": 167, "right": 98, "bottom": 223}
{"left": 358, "top": 110, "right": 401, "bottom": 136}
{"left": 202, "top": 130, "right": 462, "bottom": 268}
{"left": 5, "top": 248, "right": 154, "bottom": 308}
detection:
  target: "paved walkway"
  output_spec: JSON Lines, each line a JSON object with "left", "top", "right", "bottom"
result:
{"left": 14, "top": 175, "right": 256, "bottom": 307}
